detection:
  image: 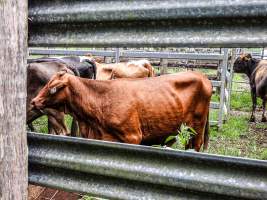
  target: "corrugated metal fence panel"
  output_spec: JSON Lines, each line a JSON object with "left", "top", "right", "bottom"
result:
{"left": 28, "top": 133, "right": 267, "bottom": 200}
{"left": 28, "top": 0, "right": 267, "bottom": 47}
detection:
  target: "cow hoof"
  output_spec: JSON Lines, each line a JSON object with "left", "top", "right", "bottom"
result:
{"left": 261, "top": 117, "right": 267, "bottom": 122}
{"left": 249, "top": 117, "right": 255, "bottom": 122}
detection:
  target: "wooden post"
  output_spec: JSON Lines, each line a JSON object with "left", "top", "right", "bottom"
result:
{"left": 0, "top": 0, "right": 28, "bottom": 199}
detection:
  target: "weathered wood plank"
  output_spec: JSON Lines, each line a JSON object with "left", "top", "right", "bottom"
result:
{"left": 0, "top": 0, "right": 28, "bottom": 199}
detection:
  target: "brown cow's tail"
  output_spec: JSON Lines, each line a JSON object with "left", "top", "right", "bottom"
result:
{"left": 203, "top": 111, "right": 209, "bottom": 151}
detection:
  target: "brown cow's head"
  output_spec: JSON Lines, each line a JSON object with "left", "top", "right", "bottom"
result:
{"left": 31, "top": 70, "right": 70, "bottom": 111}
{"left": 233, "top": 53, "right": 252, "bottom": 73}
{"left": 233, "top": 53, "right": 260, "bottom": 77}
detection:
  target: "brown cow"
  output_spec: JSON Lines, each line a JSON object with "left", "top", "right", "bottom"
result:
{"left": 27, "top": 57, "right": 96, "bottom": 135}
{"left": 31, "top": 71, "right": 212, "bottom": 151}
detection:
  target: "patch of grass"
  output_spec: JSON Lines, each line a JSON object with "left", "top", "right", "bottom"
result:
{"left": 211, "top": 93, "right": 219, "bottom": 102}
{"left": 195, "top": 68, "right": 217, "bottom": 76}
{"left": 213, "top": 115, "right": 249, "bottom": 139}
{"left": 30, "top": 114, "right": 73, "bottom": 134}
{"left": 32, "top": 115, "right": 48, "bottom": 133}
{"left": 231, "top": 92, "right": 262, "bottom": 111}
{"left": 231, "top": 92, "right": 252, "bottom": 111}
{"left": 65, "top": 114, "right": 73, "bottom": 130}
{"left": 260, "top": 149, "right": 267, "bottom": 160}
{"left": 255, "top": 123, "right": 267, "bottom": 129}
{"left": 209, "top": 109, "right": 219, "bottom": 122}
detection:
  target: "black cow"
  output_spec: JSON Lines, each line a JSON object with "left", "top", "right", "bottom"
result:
{"left": 233, "top": 54, "right": 267, "bottom": 122}
{"left": 27, "top": 56, "right": 96, "bottom": 135}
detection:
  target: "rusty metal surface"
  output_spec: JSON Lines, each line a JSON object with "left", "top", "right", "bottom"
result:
{"left": 28, "top": 0, "right": 267, "bottom": 47}
{"left": 28, "top": 132, "right": 267, "bottom": 200}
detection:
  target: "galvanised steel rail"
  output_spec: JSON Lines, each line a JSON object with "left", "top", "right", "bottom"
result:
{"left": 29, "top": 49, "right": 116, "bottom": 57}
{"left": 28, "top": 0, "right": 267, "bottom": 47}
{"left": 29, "top": 48, "right": 224, "bottom": 60}
{"left": 28, "top": 132, "right": 267, "bottom": 200}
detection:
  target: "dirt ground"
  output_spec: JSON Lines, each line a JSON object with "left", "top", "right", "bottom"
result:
{"left": 233, "top": 110, "right": 267, "bottom": 146}
{"left": 209, "top": 109, "right": 267, "bottom": 159}
{"left": 28, "top": 185, "right": 82, "bottom": 200}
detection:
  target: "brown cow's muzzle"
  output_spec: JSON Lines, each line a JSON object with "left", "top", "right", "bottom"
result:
{"left": 31, "top": 98, "right": 45, "bottom": 111}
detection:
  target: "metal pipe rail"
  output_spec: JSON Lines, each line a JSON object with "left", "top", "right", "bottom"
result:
{"left": 29, "top": 48, "right": 224, "bottom": 60}
{"left": 28, "top": 132, "right": 267, "bottom": 200}
{"left": 28, "top": 0, "right": 267, "bottom": 47}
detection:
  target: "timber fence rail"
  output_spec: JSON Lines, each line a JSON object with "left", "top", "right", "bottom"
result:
{"left": 29, "top": 48, "right": 230, "bottom": 127}
{"left": 28, "top": 132, "right": 267, "bottom": 200}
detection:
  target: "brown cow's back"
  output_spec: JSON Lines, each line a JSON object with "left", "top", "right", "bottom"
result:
{"left": 92, "top": 72, "right": 211, "bottom": 144}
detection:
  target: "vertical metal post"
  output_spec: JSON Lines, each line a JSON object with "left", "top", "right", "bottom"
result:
{"left": 104, "top": 48, "right": 112, "bottom": 63}
{"left": 218, "top": 48, "right": 228, "bottom": 128}
{"left": 115, "top": 48, "right": 120, "bottom": 63}
{"left": 160, "top": 58, "right": 168, "bottom": 74}
{"left": 226, "top": 49, "right": 235, "bottom": 118}
{"left": 261, "top": 47, "right": 265, "bottom": 59}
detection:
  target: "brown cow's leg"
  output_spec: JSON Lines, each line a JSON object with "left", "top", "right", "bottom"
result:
{"left": 47, "top": 115, "right": 68, "bottom": 135}
{"left": 193, "top": 124, "right": 205, "bottom": 152}
{"left": 28, "top": 123, "right": 35, "bottom": 132}
{"left": 186, "top": 117, "right": 206, "bottom": 152}
{"left": 250, "top": 88, "right": 257, "bottom": 122}
{"left": 46, "top": 110, "right": 69, "bottom": 135}
{"left": 70, "top": 118, "right": 80, "bottom": 137}
{"left": 262, "top": 98, "right": 266, "bottom": 122}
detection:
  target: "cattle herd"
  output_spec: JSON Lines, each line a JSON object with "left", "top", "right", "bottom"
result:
{"left": 28, "top": 53, "right": 267, "bottom": 152}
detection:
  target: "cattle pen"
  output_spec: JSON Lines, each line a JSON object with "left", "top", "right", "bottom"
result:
{"left": 29, "top": 47, "right": 232, "bottom": 128}
{"left": 1, "top": 0, "right": 267, "bottom": 200}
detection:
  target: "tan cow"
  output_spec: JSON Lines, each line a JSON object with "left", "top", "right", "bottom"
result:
{"left": 110, "top": 60, "right": 155, "bottom": 79}
{"left": 83, "top": 56, "right": 155, "bottom": 80}
{"left": 31, "top": 71, "right": 212, "bottom": 151}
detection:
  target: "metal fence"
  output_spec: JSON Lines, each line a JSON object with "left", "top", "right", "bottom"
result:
{"left": 28, "top": 1, "right": 267, "bottom": 199}
{"left": 28, "top": 132, "right": 267, "bottom": 200}
{"left": 28, "top": 0, "right": 267, "bottom": 48}
{"left": 29, "top": 48, "right": 231, "bottom": 127}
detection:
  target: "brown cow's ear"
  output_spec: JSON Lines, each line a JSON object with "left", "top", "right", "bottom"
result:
{"left": 243, "top": 53, "right": 252, "bottom": 61}
{"left": 246, "top": 53, "right": 252, "bottom": 59}
{"left": 58, "top": 70, "right": 67, "bottom": 77}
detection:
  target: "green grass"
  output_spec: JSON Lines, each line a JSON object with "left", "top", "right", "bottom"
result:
{"left": 230, "top": 92, "right": 252, "bottom": 111}
{"left": 255, "top": 123, "right": 267, "bottom": 129}
{"left": 211, "top": 93, "right": 219, "bottom": 102}
{"left": 32, "top": 115, "right": 48, "bottom": 133}
{"left": 208, "top": 114, "right": 266, "bottom": 159}
{"left": 260, "top": 149, "right": 267, "bottom": 160}
{"left": 230, "top": 73, "right": 262, "bottom": 111}
{"left": 210, "top": 115, "right": 249, "bottom": 139}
